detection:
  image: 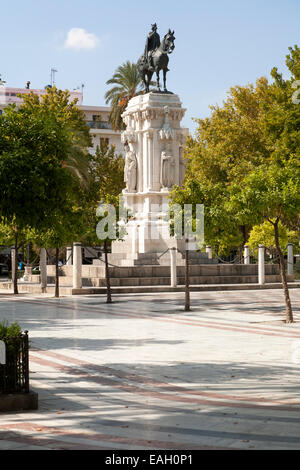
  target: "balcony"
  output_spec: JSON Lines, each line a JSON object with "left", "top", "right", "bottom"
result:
{"left": 86, "top": 120, "right": 112, "bottom": 130}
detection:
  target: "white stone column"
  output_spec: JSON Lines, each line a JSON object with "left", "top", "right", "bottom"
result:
{"left": 147, "top": 130, "right": 154, "bottom": 191}
{"left": 244, "top": 245, "right": 250, "bottom": 265}
{"left": 206, "top": 245, "right": 212, "bottom": 259}
{"left": 258, "top": 245, "right": 265, "bottom": 285}
{"left": 132, "top": 225, "right": 139, "bottom": 254}
{"left": 66, "top": 246, "right": 73, "bottom": 266}
{"left": 170, "top": 247, "right": 177, "bottom": 288}
{"left": 287, "top": 243, "right": 294, "bottom": 276}
{"left": 73, "top": 242, "right": 82, "bottom": 289}
{"left": 11, "top": 248, "right": 16, "bottom": 284}
{"left": 40, "top": 248, "right": 47, "bottom": 293}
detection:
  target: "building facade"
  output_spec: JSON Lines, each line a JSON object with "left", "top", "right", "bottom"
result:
{"left": 0, "top": 86, "right": 123, "bottom": 155}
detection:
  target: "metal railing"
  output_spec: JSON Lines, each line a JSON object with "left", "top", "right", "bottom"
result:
{"left": 85, "top": 121, "right": 112, "bottom": 130}
{"left": 0, "top": 331, "right": 29, "bottom": 394}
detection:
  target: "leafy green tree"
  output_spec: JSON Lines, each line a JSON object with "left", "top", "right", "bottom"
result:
{"left": 247, "top": 221, "right": 299, "bottom": 256}
{"left": 170, "top": 78, "right": 271, "bottom": 256}
{"left": 171, "top": 46, "right": 300, "bottom": 324}
{"left": 79, "top": 143, "right": 125, "bottom": 246}
{"left": 105, "top": 61, "right": 143, "bottom": 131}
{"left": 0, "top": 87, "right": 91, "bottom": 294}
{"left": 30, "top": 203, "right": 85, "bottom": 297}
{"left": 229, "top": 161, "right": 300, "bottom": 323}
{"left": 79, "top": 144, "right": 125, "bottom": 302}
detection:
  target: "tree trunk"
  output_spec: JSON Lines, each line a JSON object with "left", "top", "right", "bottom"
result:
{"left": 104, "top": 240, "right": 112, "bottom": 304}
{"left": 26, "top": 243, "right": 31, "bottom": 266}
{"left": 274, "top": 221, "right": 293, "bottom": 323}
{"left": 13, "top": 231, "right": 18, "bottom": 295}
{"left": 185, "top": 242, "right": 190, "bottom": 311}
{"left": 55, "top": 247, "right": 59, "bottom": 298}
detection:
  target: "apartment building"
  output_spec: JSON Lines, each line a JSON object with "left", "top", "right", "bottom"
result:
{"left": 0, "top": 86, "right": 123, "bottom": 155}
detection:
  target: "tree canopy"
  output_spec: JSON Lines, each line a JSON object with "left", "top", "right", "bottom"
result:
{"left": 105, "top": 61, "right": 143, "bottom": 131}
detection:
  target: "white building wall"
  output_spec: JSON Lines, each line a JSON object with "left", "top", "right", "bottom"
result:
{"left": 0, "top": 87, "right": 124, "bottom": 155}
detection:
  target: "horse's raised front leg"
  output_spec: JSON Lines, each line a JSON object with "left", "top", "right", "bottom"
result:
{"left": 163, "top": 69, "right": 167, "bottom": 92}
{"left": 156, "top": 70, "right": 160, "bottom": 92}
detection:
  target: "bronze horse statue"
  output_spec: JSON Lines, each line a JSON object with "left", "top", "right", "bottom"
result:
{"left": 138, "top": 29, "right": 175, "bottom": 93}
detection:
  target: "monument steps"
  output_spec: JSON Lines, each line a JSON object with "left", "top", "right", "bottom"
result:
{"left": 106, "top": 251, "right": 218, "bottom": 267}
{"left": 0, "top": 262, "right": 294, "bottom": 294}
{"left": 52, "top": 273, "right": 289, "bottom": 287}
{"left": 0, "top": 277, "right": 297, "bottom": 295}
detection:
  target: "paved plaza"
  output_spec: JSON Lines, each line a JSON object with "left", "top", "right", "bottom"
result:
{"left": 1, "top": 289, "right": 300, "bottom": 450}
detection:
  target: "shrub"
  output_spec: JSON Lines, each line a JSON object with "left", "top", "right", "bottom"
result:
{"left": 0, "top": 320, "right": 29, "bottom": 393}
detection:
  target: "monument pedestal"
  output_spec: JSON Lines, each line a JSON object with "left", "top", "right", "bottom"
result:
{"left": 111, "top": 92, "right": 188, "bottom": 264}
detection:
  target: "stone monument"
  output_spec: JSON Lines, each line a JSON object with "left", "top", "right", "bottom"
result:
{"left": 110, "top": 25, "right": 189, "bottom": 263}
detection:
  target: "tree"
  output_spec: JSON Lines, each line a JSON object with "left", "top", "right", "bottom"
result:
{"left": 30, "top": 203, "right": 85, "bottom": 297}
{"left": 0, "top": 87, "right": 91, "bottom": 294}
{"left": 170, "top": 46, "right": 300, "bottom": 323}
{"left": 247, "top": 221, "right": 298, "bottom": 257}
{"left": 79, "top": 144, "right": 125, "bottom": 303}
{"left": 105, "top": 61, "right": 143, "bottom": 131}
{"left": 170, "top": 78, "right": 271, "bottom": 257}
{"left": 229, "top": 162, "right": 300, "bottom": 323}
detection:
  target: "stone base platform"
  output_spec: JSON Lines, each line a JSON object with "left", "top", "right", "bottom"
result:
{"left": 0, "top": 264, "right": 295, "bottom": 295}
{"left": 0, "top": 282, "right": 299, "bottom": 296}
{"left": 0, "top": 391, "right": 38, "bottom": 412}
{"left": 104, "top": 250, "right": 218, "bottom": 267}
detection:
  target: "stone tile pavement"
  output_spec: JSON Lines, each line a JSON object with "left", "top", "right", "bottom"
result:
{"left": 1, "top": 289, "right": 300, "bottom": 450}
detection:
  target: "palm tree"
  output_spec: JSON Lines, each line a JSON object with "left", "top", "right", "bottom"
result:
{"left": 105, "top": 61, "right": 143, "bottom": 131}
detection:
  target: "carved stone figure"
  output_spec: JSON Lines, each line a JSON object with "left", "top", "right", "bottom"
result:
{"left": 159, "top": 106, "right": 175, "bottom": 140}
{"left": 124, "top": 143, "right": 137, "bottom": 192}
{"left": 160, "top": 151, "right": 175, "bottom": 189}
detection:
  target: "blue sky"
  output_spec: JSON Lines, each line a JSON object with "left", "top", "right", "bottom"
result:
{"left": 1, "top": 0, "right": 299, "bottom": 133}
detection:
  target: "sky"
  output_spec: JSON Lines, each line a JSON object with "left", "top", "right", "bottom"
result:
{"left": 1, "top": 0, "right": 299, "bottom": 134}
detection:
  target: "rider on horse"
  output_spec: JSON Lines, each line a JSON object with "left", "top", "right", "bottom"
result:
{"left": 144, "top": 23, "right": 161, "bottom": 72}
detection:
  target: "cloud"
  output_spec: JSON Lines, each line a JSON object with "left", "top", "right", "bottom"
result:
{"left": 65, "top": 28, "right": 99, "bottom": 50}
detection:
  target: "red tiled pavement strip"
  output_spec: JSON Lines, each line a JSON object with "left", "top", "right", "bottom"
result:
{"left": 32, "top": 349, "right": 300, "bottom": 406}
{"left": 0, "top": 423, "right": 228, "bottom": 450}
{"left": 29, "top": 351, "right": 300, "bottom": 412}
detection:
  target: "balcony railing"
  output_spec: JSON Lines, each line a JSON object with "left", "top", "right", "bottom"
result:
{"left": 86, "top": 121, "right": 112, "bottom": 130}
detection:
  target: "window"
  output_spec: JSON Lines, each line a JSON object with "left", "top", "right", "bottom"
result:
{"left": 100, "top": 138, "right": 109, "bottom": 149}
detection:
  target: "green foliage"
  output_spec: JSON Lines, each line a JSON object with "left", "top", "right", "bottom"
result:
{"left": 295, "top": 260, "right": 300, "bottom": 275}
{"left": 0, "top": 87, "right": 90, "bottom": 234}
{"left": 248, "top": 221, "right": 299, "bottom": 254}
{"left": 228, "top": 162, "right": 300, "bottom": 227}
{"left": 88, "top": 143, "right": 125, "bottom": 201}
{"left": 0, "top": 320, "right": 23, "bottom": 355}
{"left": 79, "top": 144, "right": 125, "bottom": 246}
{"left": 169, "top": 78, "right": 272, "bottom": 254}
{"left": 105, "top": 61, "right": 143, "bottom": 131}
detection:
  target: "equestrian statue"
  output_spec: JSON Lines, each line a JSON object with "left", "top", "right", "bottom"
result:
{"left": 137, "top": 23, "right": 175, "bottom": 94}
